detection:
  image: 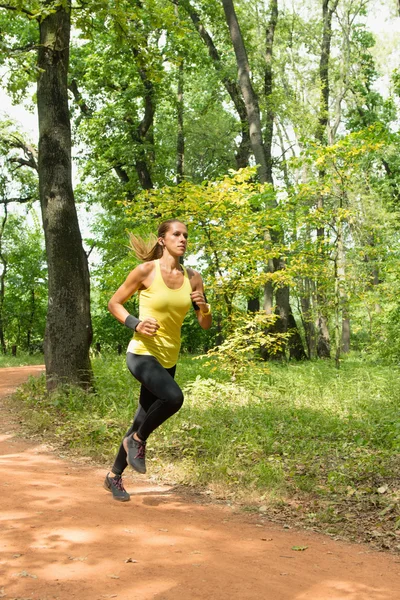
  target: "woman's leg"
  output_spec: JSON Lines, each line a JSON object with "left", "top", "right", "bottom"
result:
{"left": 126, "top": 353, "right": 182, "bottom": 440}
{"left": 111, "top": 354, "right": 180, "bottom": 476}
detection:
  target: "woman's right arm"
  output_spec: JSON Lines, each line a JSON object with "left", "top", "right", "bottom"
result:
{"left": 108, "top": 263, "right": 159, "bottom": 337}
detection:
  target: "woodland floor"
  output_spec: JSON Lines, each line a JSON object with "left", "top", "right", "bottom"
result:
{"left": 1, "top": 365, "right": 400, "bottom": 600}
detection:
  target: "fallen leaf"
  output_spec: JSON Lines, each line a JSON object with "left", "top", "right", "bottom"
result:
{"left": 159, "top": 528, "right": 168, "bottom": 532}
{"left": 109, "top": 574, "right": 120, "bottom": 579}
{"left": 125, "top": 558, "right": 138, "bottom": 563}
{"left": 377, "top": 485, "right": 389, "bottom": 494}
{"left": 292, "top": 545, "right": 308, "bottom": 551}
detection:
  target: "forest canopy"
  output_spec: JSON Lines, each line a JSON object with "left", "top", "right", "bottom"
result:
{"left": 1, "top": 0, "right": 400, "bottom": 374}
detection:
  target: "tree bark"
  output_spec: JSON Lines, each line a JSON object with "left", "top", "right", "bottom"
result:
{"left": 27, "top": 288, "right": 35, "bottom": 352}
{"left": 176, "top": 58, "right": 185, "bottom": 183}
{"left": 264, "top": 0, "right": 278, "bottom": 185}
{"left": 37, "top": 2, "right": 93, "bottom": 390}
{"left": 314, "top": 0, "right": 339, "bottom": 358}
{"left": 0, "top": 204, "right": 8, "bottom": 354}
{"left": 221, "top": 0, "right": 270, "bottom": 182}
{"left": 337, "top": 215, "right": 350, "bottom": 353}
{"left": 300, "top": 278, "right": 317, "bottom": 359}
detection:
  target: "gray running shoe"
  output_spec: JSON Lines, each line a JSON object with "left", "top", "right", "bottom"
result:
{"left": 123, "top": 435, "right": 147, "bottom": 474}
{"left": 103, "top": 473, "right": 130, "bottom": 502}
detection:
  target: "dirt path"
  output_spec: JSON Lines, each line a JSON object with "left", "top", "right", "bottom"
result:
{"left": 1, "top": 366, "right": 400, "bottom": 600}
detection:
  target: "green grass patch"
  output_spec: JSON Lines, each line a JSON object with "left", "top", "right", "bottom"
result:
{"left": 0, "top": 352, "right": 45, "bottom": 368}
{"left": 7, "top": 353, "right": 400, "bottom": 550}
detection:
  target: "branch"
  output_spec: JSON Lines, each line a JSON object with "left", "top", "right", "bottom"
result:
{"left": 0, "top": 41, "right": 38, "bottom": 55}
{"left": 69, "top": 79, "right": 93, "bottom": 116}
{"left": 0, "top": 195, "right": 34, "bottom": 205}
{"left": 86, "top": 244, "right": 96, "bottom": 259}
{"left": 0, "top": 3, "right": 35, "bottom": 17}
{"left": 8, "top": 135, "right": 38, "bottom": 171}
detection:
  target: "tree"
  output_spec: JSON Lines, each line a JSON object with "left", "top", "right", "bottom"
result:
{"left": 0, "top": 3, "right": 93, "bottom": 389}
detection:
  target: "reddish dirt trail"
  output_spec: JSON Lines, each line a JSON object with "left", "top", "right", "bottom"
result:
{"left": 1, "top": 366, "right": 400, "bottom": 600}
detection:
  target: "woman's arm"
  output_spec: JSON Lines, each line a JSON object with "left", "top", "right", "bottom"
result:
{"left": 189, "top": 270, "right": 212, "bottom": 330}
{"left": 108, "top": 262, "right": 159, "bottom": 337}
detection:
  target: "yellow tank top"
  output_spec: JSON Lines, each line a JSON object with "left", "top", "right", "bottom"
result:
{"left": 127, "top": 259, "right": 192, "bottom": 368}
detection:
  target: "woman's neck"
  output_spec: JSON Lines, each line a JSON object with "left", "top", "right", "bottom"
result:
{"left": 159, "top": 253, "right": 181, "bottom": 272}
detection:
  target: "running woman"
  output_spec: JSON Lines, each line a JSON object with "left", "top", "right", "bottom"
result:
{"left": 104, "top": 219, "right": 212, "bottom": 501}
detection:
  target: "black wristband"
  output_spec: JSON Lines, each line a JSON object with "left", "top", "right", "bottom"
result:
{"left": 124, "top": 314, "right": 141, "bottom": 331}
{"left": 192, "top": 292, "right": 208, "bottom": 311}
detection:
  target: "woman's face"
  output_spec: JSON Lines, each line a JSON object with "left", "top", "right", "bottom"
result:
{"left": 161, "top": 222, "right": 188, "bottom": 256}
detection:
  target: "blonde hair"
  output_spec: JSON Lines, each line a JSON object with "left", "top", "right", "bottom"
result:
{"left": 129, "top": 219, "right": 186, "bottom": 262}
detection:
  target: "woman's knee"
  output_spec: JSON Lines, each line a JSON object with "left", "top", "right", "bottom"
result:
{"left": 167, "top": 388, "right": 184, "bottom": 412}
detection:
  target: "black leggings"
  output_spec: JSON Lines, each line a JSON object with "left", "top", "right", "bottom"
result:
{"left": 111, "top": 353, "right": 184, "bottom": 476}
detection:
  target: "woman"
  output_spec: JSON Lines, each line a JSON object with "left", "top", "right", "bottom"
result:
{"left": 104, "top": 219, "right": 212, "bottom": 501}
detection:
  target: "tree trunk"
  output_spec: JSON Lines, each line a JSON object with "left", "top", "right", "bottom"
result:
{"left": 337, "top": 215, "right": 350, "bottom": 353}
{"left": 288, "top": 305, "right": 307, "bottom": 360}
{"left": 247, "top": 297, "right": 260, "bottom": 312}
{"left": 176, "top": 58, "right": 185, "bottom": 183}
{"left": 27, "top": 288, "right": 35, "bottom": 352}
{"left": 37, "top": 2, "right": 93, "bottom": 390}
{"left": 342, "top": 309, "right": 350, "bottom": 353}
{"left": 221, "top": 0, "right": 270, "bottom": 183}
{"left": 314, "top": 0, "right": 339, "bottom": 358}
{"left": 300, "top": 278, "right": 317, "bottom": 359}
{"left": 264, "top": 0, "right": 278, "bottom": 185}
{"left": 0, "top": 204, "right": 8, "bottom": 354}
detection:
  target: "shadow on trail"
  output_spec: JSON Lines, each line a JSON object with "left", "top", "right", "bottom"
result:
{"left": 0, "top": 432, "right": 399, "bottom": 600}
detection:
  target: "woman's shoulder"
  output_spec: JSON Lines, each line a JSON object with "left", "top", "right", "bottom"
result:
{"left": 129, "top": 260, "right": 156, "bottom": 281}
{"left": 186, "top": 266, "right": 198, "bottom": 278}
{"left": 186, "top": 267, "right": 202, "bottom": 286}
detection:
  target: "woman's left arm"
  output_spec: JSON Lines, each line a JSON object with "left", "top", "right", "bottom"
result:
{"left": 189, "top": 270, "right": 212, "bottom": 330}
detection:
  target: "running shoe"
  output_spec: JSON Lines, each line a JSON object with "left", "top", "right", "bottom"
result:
{"left": 103, "top": 473, "right": 130, "bottom": 502}
{"left": 123, "top": 434, "right": 147, "bottom": 474}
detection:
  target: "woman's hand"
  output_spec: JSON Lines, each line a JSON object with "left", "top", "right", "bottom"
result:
{"left": 190, "top": 290, "right": 208, "bottom": 311}
{"left": 136, "top": 317, "right": 160, "bottom": 337}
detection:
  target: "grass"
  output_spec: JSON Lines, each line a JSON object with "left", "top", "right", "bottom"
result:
{"left": 6, "top": 353, "right": 400, "bottom": 551}
{"left": 0, "top": 352, "right": 45, "bottom": 368}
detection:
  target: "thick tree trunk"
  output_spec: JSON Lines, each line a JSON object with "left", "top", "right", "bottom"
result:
{"left": 38, "top": 3, "right": 93, "bottom": 390}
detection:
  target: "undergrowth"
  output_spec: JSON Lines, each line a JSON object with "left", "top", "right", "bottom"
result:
{"left": 7, "top": 353, "right": 400, "bottom": 551}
